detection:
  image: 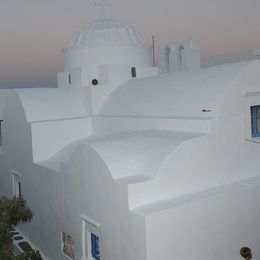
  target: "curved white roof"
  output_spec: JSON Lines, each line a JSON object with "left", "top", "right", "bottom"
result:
{"left": 16, "top": 88, "right": 87, "bottom": 123}
{"left": 39, "top": 130, "right": 203, "bottom": 179}
{"left": 69, "top": 19, "right": 145, "bottom": 48}
{"left": 99, "top": 62, "right": 250, "bottom": 118}
{"left": 87, "top": 130, "right": 203, "bottom": 181}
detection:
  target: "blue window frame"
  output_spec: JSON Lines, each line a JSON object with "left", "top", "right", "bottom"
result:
{"left": 251, "top": 105, "right": 260, "bottom": 138}
{"left": 91, "top": 233, "right": 100, "bottom": 260}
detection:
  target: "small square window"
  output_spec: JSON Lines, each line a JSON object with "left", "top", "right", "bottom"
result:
{"left": 251, "top": 105, "right": 260, "bottom": 138}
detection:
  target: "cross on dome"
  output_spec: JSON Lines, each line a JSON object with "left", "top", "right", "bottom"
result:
{"left": 93, "top": 0, "right": 112, "bottom": 18}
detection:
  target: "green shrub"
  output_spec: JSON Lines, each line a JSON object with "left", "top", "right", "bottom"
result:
{"left": 0, "top": 196, "right": 42, "bottom": 260}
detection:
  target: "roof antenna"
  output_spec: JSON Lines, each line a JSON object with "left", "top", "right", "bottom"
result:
{"left": 93, "top": 0, "right": 112, "bottom": 18}
{"left": 152, "top": 35, "right": 155, "bottom": 66}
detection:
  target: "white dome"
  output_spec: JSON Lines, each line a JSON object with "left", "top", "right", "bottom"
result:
{"left": 63, "top": 19, "right": 152, "bottom": 70}
{"left": 69, "top": 19, "right": 145, "bottom": 48}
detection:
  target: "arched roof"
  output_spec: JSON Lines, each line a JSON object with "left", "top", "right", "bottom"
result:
{"left": 99, "top": 62, "right": 251, "bottom": 118}
{"left": 86, "top": 130, "right": 203, "bottom": 181}
{"left": 16, "top": 88, "right": 87, "bottom": 123}
{"left": 39, "top": 130, "right": 203, "bottom": 179}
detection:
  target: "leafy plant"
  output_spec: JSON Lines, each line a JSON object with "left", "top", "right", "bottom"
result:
{"left": 0, "top": 196, "right": 42, "bottom": 259}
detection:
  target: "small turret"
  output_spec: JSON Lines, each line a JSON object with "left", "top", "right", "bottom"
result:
{"left": 158, "top": 39, "right": 201, "bottom": 73}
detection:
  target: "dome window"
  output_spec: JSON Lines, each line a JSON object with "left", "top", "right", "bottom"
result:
{"left": 92, "top": 79, "right": 99, "bottom": 86}
{"left": 68, "top": 73, "right": 72, "bottom": 85}
{"left": 131, "top": 67, "right": 137, "bottom": 78}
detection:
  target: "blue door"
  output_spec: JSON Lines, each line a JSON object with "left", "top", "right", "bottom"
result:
{"left": 91, "top": 233, "right": 100, "bottom": 260}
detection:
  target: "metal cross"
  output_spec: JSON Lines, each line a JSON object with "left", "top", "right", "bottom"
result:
{"left": 93, "top": 0, "right": 112, "bottom": 18}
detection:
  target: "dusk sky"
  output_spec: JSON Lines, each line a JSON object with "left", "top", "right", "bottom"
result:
{"left": 1, "top": 0, "right": 260, "bottom": 89}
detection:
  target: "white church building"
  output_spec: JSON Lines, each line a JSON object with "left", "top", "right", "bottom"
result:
{"left": 1, "top": 18, "right": 260, "bottom": 260}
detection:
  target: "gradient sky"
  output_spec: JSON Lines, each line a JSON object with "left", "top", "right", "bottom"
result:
{"left": 1, "top": 0, "right": 260, "bottom": 89}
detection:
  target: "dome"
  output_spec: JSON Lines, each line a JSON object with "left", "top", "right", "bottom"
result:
{"left": 63, "top": 18, "right": 152, "bottom": 70}
{"left": 69, "top": 19, "right": 145, "bottom": 48}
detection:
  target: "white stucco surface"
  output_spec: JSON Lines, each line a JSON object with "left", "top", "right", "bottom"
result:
{"left": 16, "top": 88, "right": 88, "bottom": 122}
{"left": 0, "top": 90, "right": 10, "bottom": 119}
{"left": 100, "top": 62, "right": 250, "bottom": 117}
{"left": 86, "top": 130, "right": 204, "bottom": 180}
{"left": 38, "top": 130, "right": 203, "bottom": 178}
{"left": 1, "top": 18, "right": 260, "bottom": 260}
{"left": 31, "top": 118, "right": 91, "bottom": 162}
{"left": 37, "top": 137, "right": 89, "bottom": 172}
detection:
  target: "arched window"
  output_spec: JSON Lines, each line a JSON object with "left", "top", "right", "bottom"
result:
{"left": 164, "top": 47, "right": 171, "bottom": 73}
{"left": 131, "top": 67, "right": 137, "bottom": 78}
{"left": 173, "top": 45, "right": 184, "bottom": 71}
{"left": 178, "top": 45, "right": 184, "bottom": 64}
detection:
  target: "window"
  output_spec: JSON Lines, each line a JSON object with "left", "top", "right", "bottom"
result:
{"left": 91, "top": 233, "right": 100, "bottom": 260}
{"left": 164, "top": 47, "right": 171, "bottom": 73}
{"left": 0, "top": 120, "right": 3, "bottom": 147}
{"left": 92, "top": 79, "right": 99, "bottom": 86}
{"left": 131, "top": 67, "right": 137, "bottom": 78}
{"left": 12, "top": 171, "right": 22, "bottom": 197}
{"left": 82, "top": 216, "right": 101, "bottom": 260}
{"left": 251, "top": 105, "right": 260, "bottom": 138}
{"left": 68, "top": 73, "right": 72, "bottom": 85}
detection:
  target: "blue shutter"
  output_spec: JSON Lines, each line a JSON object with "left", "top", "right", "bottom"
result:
{"left": 91, "top": 233, "right": 100, "bottom": 260}
{"left": 251, "top": 106, "right": 260, "bottom": 138}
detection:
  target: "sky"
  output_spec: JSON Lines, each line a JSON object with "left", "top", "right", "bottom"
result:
{"left": 1, "top": 0, "right": 260, "bottom": 89}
